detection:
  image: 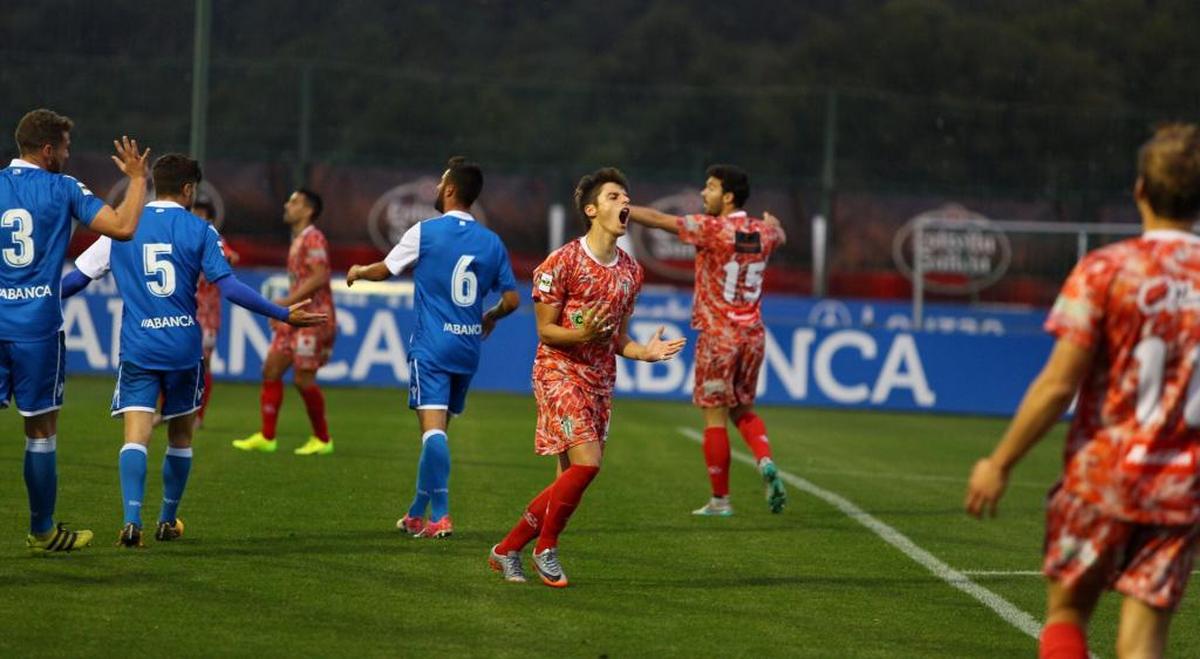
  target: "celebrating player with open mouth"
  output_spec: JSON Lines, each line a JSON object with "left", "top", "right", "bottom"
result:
{"left": 489, "top": 167, "right": 686, "bottom": 587}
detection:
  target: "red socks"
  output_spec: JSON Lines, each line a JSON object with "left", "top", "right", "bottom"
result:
{"left": 260, "top": 380, "right": 283, "bottom": 440}
{"left": 496, "top": 483, "right": 554, "bottom": 554}
{"left": 735, "top": 413, "right": 773, "bottom": 463}
{"left": 197, "top": 368, "right": 214, "bottom": 422}
{"left": 1039, "top": 621, "right": 1087, "bottom": 659}
{"left": 534, "top": 465, "right": 600, "bottom": 554}
{"left": 703, "top": 428, "right": 731, "bottom": 497}
{"left": 298, "top": 385, "right": 330, "bottom": 442}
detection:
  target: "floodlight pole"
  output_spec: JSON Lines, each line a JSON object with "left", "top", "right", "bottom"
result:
{"left": 815, "top": 90, "right": 838, "bottom": 298}
{"left": 190, "top": 0, "right": 212, "bottom": 166}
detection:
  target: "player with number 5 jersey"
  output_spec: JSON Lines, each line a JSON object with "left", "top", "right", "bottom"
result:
{"left": 347, "top": 156, "right": 520, "bottom": 539}
{"left": 628, "top": 165, "right": 788, "bottom": 517}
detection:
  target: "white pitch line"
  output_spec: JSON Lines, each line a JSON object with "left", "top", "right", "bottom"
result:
{"left": 796, "top": 466, "right": 1047, "bottom": 489}
{"left": 961, "top": 570, "right": 1044, "bottom": 577}
{"left": 677, "top": 427, "right": 1043, "bottom": 641}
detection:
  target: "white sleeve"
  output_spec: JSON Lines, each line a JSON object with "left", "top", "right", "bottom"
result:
{"left": 74, "top": 236, "right": 113, "bottom": 279}
{"left": 384, "top": 223, "right": 421, "bottom": 275}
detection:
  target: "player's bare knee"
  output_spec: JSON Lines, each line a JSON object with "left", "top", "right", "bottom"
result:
{"left": 23, "top": 411, "right": 57, "bottom": 439}
{"left": 730, "top": 404, "right": 754, "bottom": 423}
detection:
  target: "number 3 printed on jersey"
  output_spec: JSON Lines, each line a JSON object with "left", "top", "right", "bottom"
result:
{"left": 721, "top": 260, "right": 766, "bottom": 303}
{"left": 143, "top": 243, "right": 176, "bottom": 296}
{"left": 1, "top": 208, "right": 35, "bottom": 268}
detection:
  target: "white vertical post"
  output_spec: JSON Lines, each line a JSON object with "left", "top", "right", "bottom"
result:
{"left": 913, "top": 218, "right": 925, "bottom": 328}
{"left": 548, "top": 204, "right": 565, "bottom": 251}
{"left": 1076, "top": 231, "right": 1088, "bottom": 262}
{"left": 812, "top": 214, "right": 827, "bottom": 298}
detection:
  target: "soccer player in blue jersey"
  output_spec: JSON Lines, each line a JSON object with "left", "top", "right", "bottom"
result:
{"left": 347, "top": 156, "right": 520, "bottom": 538}
{"left": 63, "top": 154, "right": 327, "bottom": 547}
{"left": 2, "top": 108, "right": 150, "bottom": 554}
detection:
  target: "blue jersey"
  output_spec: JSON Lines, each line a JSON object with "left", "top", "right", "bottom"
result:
{"left": 0, "top": 159, "right": 104, "bottom": 341}
{"left": 385, "top": 210, "right": 518, "bottom": 374}
{"left": 75, "top": 201, "right": 233, "bottom": 370}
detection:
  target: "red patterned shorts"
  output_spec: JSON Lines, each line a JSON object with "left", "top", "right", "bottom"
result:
{"left": 533, "top": 376, "right": 611, "bottom": 456}
{"left": 1043, "top": 486, "right": 1200, "bottom": 610}
{"left": 693, "top": 326, "right": 764, "bottom": 408}
{"left": 269, "top": 320, "right": 336, "bottom": 371}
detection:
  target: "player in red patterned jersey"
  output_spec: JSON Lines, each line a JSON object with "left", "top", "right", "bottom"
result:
{"left": 232, "top": 189, "right": 337, "bottom": 456}
{"left": 966, "top": 124, "right": 1200, "bottom": 659}
{"left": 628, "top": 165, "right": 788, "bottom": 516}
{"left": 191, "top": 199, "right": 238, "bottom": 429}
{"left": 489, "top": 168, "right": 686, "bottom": 587}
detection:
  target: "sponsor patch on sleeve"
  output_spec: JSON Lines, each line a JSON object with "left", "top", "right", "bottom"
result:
{"left": 537, "top": 272, "right": 554, "bottom": 293}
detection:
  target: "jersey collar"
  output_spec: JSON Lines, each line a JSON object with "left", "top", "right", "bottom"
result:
{"left": 444, "top": 210, "right": 475, "bottom": 222}
{"left": 147, "top": 200, "right": 185, "bottom": 210}
{"left": 727, "top": 210, "right": 748, "bottom": 219}
{"left": 8, "top": 158, "right": 40, "bottom": 169}
{"left": 578, "top": 236, "right": 619, "bottom": 267}
{"left": 1144, "top": 229, "right": 1200, "bottom": 243}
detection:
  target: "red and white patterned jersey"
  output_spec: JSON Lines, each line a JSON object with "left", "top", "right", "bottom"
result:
{"left": 531, "top": 237, "right": 644, "bottom": 394}
{"left": 677, "top": 211, "right": 783, "bottom": 331}
{"left": 1046, "top": 229, "right": 1200, "bottom": 525}
{"left": 288, "top": 225, "right": 334, "bottom": 317}
{"left": 196, "top": 241, "right": 236, "bottom": 334}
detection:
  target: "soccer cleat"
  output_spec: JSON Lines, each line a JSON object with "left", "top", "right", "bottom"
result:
{"left": 760, "top": 458, "right": 787, "bottom": 514}
{"left": 418, "top": 516, "right": 453, "bottom": 539}
{"left": 396, "top": 514, "right": 425, "bottom": 537}
{"left": 155, "top": 518, "right": 185, "bottom": 541}
{"left": 692, "top": 497, "right": 734, "bottom": 516}
{"left": 231, "top": 432, "right": 277, "bottom": 453}
{"left": 117, "top": 523, "right": 144, "bottom": 548}
{"left": 488, "top": 544, "right": 527, "bottom": 583}
{"left": 294, "top": 436, "right": 334, "bottom": 456}
{"left": 532, "top": 547, "right": 568, "bottom": 588}
{"left": 26, "top": 523, "right": 94, "bottom": 555}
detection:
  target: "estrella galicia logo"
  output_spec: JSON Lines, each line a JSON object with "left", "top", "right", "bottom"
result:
{"left": 367, "top": 177, "right": 488, "bottom": 253}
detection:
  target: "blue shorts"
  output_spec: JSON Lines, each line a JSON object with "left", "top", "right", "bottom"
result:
{"left": 0, "top": 332, "right": 66, "bottom": 417}
{"left": 408, "top": 357, "right": 472, "bottom": 415}
{"left": 111, "top": 361, "right": 205, "bottom": 419}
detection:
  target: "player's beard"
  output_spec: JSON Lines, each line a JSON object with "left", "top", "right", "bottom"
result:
{"left": 434, "top": 191, "right": 445, "bottom": 214}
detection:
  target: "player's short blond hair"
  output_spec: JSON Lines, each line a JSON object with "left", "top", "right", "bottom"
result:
{"left": 1138, "top": 123, "right": 1200, "bottom": 220}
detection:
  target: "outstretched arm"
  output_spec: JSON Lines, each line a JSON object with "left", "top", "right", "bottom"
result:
{"left": 88, "top": 136, "right": 151, "bottom": 240}
{"left": 345, "top": 262, "right": 391, "bottom": 286}
{"left": 216, "top": 275, "right": 327, "bottom": 327}
{"left": 628, "top": 206, "right": 681, "bottom": 233}
{"left": 615, "top": 315, "right": 686, "bottom": 362}
{"left": 965, "top": 338, "right": 1092, "bottom": 518}
{"left": 763, "top": 211, "right": 788, "bottom": 246}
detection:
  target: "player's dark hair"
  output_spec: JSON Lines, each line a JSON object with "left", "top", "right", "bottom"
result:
{"left": 15, "top": 108, "right": 73, "bottom": 155}
{"left": 574, "top": 167, "right": 629, "bottom": 226}
{"left": 295, "top": 188, "right": 323, "bottom": 220}
{"left": 445, "top": 156, "right": 484, "bottom": 207}
{"left": 705, "top": 164, "right": 750, "bottom": 208}
{"left": 192, "top": 198, "right": 216, "bottom": 217}
{"left": 1138, "top": 123, "right": 1200, "bottom": 220}
{"left": 151, "top": 153, "right": 203, "bottom": 197}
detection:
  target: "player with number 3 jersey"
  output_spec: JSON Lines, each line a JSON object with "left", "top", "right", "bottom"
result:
{"left": 966, "top": 124, "right": 1200, "bottom": 658}
{"left": 628, "top": 165, "right": 788, "bottom": 517}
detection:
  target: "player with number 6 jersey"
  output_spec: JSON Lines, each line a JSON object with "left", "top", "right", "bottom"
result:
{"left": 628, "top": 165, "right": 788, "bottom": 517}
{"left": 966, "top": 124, "right": 1200, "bottom": 658}
{"left": 347, "top": 156, "right": 520, "bottom": 539}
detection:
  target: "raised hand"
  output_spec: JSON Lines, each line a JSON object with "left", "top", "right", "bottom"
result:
{"left": 110, "top": 135, "right": 150, "bottom": 179}
{"left": 286, "top": 299, "right": 328, "bottom": 327}
{"left": 763, "top": 211, "right": 782, "bottom": 231}
{"left": 641, "top": 325, "right": 687, "bottom": 362}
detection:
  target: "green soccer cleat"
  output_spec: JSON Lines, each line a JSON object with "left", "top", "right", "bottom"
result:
{"left": 294, "top": 436, "right": 334, "bottom": 456}
{"left": 760, "top": 458, "right": 787, "bottom": 514}
{"left": 232, "top": 432, "right": 277, "bottom": 453}
{"left": 26, "top": 523, "right": 94, "bottom": 555}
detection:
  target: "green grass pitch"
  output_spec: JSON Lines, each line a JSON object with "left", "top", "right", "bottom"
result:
{"left": 2, "top": 376, "right": 1198, "bottom": 657}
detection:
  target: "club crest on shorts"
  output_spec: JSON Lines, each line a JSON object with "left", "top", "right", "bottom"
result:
{"left": 560, "top": 415, "right": 575, "bottom": 438}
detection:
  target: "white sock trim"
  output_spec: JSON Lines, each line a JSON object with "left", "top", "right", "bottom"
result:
{"left": 421, "top": 429, "right": 448, "bottom": 443}
{"left": 165, "top": 447, "right": 194, "bottom": 458}
{"left": 25, "top": 435, "right": 57, "bottom": 453}
{"left": 120, "top": 443, "right": 149, "bottom": 455}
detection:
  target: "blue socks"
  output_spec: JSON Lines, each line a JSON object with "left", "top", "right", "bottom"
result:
{"left": 119, "top": 443, "right": 148, "bottom": 527}
{"left": 407, "top": 430, "right": 451, "bottom": 521}
{"left": 24, "top": 436, "right": 57, "bottom": 535}
{"left": 160, "top": 446, "right": 193, "bottom": 524}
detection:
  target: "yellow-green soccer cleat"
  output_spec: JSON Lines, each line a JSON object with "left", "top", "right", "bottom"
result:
{"left": 232, "top": 432, "right": 277, "bottom": 453}
{"left": 26, "top": 523, "right": 94, "bottom": 555}
{"left": 294, "top": 436, "right": 334, "bottom": 456}
{"left": 155, "top": 518, "right": 185, "bottom": 541}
